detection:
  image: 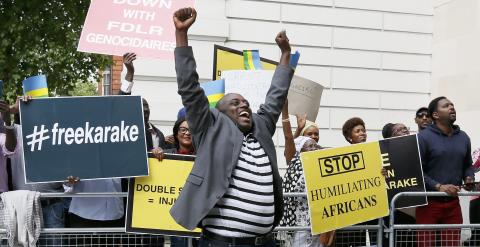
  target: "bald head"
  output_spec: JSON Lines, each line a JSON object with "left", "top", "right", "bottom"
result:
{"left": 215, "top": 93, "right": 253, "bottom": 133}
{"left": 216, "top": 93, "right": 239, "bottom": 112}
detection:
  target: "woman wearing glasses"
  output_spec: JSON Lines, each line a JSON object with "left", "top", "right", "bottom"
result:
{"left": 152, "top": 117, "right": 196, "bottom": 247}
{"left": 165, "top": 117, "right": 195, "bottom": 156}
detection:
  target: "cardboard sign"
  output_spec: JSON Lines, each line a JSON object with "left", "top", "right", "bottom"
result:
{"left": 78, "top": 0, "right": 194, "bottom": 59}
{"left": 126, "top": 155, "right": 201, "bottom": 237}
{"left": 20, "top": 96, "right": 148, "bottom": 183}
{"left": 300, "top": 141, "right": 390, "bottom": 234}
{"left": 214, "top": 45, "right": 323, "bottom": 121}
{"left": 212, "top": 45, "right": 276, "bottom": 80}
{"left": 222, "top": 70, "right": 323, "bottom": 120}
{"left": 287, "top": 76, "right": 324, "bottom": 121}
{"left": 381, "top": 134, "right": 427, "bottom": 209}
{"left": 222, "top": 70, "right": 275, "bottom": 112}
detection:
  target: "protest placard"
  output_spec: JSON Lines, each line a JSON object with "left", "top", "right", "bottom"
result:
{"left": 215, "top": 45, "right": 323, "bottom": 121}
{"left": 287, "top": 76, "right": 324, "bottom": 121}
{"left": 300, "top": 141, "right": 390, "bottom": 234}
{"left": 20, "top": 96, "right": 148, "bottom": 183}
{"left": 126, "top": 155, "right": 201, "bottom": 237}
{"left": 222, "top": 70, "right": 275, "bottom": 112}
{"left": 222, "top": 70, "right": 323, "bottom": 120}
{"left": 212, "top": 45, "right": 276, "bottom": 80}
{"left": 77, "top": 0, "right": 194, "bottom": 59}
{"left": 380, "top": 134, "right": 427, "bottom": 209}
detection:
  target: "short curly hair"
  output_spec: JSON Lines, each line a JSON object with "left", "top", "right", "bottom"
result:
{"left": 342, "top": 117, "right": 365, "bottom": 143}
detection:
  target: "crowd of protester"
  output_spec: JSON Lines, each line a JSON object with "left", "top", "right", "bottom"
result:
{"left": 0, "top": 7, "right": 478, "bottom": 247}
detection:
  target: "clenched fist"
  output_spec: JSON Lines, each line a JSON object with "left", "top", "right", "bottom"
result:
{"left": 275, "top": 31, "right": 291, "bottom": 54}
{"left": 173, "top": 7, "right": 197, "bottom": 32}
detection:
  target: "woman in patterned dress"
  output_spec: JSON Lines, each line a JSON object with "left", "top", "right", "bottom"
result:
{"left": 279, "top": 100, "right": 332, "bottom": 247}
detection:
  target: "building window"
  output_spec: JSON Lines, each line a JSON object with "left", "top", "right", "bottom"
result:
{"left": 103, "top": 66, "right": 112, "bottom": 95}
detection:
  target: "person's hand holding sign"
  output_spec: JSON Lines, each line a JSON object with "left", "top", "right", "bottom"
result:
{"left": 65, "top": 176, "right": 80, "bottom": 186}
{"left": 173, "top": 7, "right": 197, "bottom": 47}
{"left": 152, "top": 147, "right": 166, "bottom": 161}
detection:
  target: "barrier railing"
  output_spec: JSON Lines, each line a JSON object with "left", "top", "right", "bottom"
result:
{"left": 0, "top": 192, "right": 384, "bottom": 246}
{"left": 388, "top": 191, "right": 480, "bottom": 247}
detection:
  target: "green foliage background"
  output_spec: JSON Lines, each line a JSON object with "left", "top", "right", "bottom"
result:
{"left": 0, "top": 0, "right": 111, "bottom": 102}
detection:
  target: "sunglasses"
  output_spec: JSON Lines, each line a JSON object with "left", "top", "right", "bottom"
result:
{"left": 416, "top": 112, "right": 428, "bottom": 118}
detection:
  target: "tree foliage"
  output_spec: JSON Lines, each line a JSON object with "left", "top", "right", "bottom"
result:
{"left": 0, "top": 0, "right": 111, "bottom": 102}
{"left": 68, "top": 82, "right": 98, "bottom": 96}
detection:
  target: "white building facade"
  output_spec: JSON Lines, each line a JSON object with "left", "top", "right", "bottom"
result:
{"left": 125, "top": 0, "right": 434, "bottom": 171}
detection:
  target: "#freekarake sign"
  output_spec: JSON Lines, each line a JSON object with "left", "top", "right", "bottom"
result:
{"left": 300, "top": 141, "right": 390, "bottom": 234}
{"left": 20, "top": 96, "right": 148, "bottom": 183}
{"left": 77, "top": 0, "right": 194, "bottom": 59}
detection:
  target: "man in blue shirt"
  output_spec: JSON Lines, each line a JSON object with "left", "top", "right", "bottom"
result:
{"left": 416, "top": 96, "right": 474, "bottom": 247}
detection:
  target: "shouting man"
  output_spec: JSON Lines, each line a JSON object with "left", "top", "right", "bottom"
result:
{"left": 170, "top": 7, "right": 294, "bottom": 247}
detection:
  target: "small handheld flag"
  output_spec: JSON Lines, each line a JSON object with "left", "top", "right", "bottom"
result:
{"left": 290, "top": 51, "right": 300, "bottom": 69}
{"left": 23, "top": 75, "right": 49, "bottom": 98}
{"left": 200, "top": 79, "right": 225, "bottom": 108}
{"left": 243, "top": 50, "right": 263, "bottom": 70}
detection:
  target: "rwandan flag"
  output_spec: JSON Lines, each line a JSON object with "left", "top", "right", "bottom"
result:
{"left": 23, "top": 75, "right": 49, "bottom": 98}
{"left": 200, "top": 79, "right": 225, "bottom": 108}
{"left": 243, "top": 50, "right": 263, "bottom": 70}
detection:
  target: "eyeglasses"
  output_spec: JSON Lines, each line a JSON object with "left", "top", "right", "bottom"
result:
{"left": 392, "top": 126, "right": 410, "bottom": 136}
{"left": 416, "top": 113, "right": 428, "bottom": 118}
{"left": 179, "top": 127, "right": 191, "bottom": 134}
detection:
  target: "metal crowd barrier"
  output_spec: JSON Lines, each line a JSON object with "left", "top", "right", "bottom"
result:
{"left": 0, "top": 192, "right": 385, "bottom": 246}
{"left": 389, "top": 191, "right": 480, "bottom": 247}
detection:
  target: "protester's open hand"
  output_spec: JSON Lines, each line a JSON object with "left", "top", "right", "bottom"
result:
{"left": 173, "top": 7, "right": 197, "bottom": 32}
{"left": 152, "top": 147, "right": 166, "bottom": 161}
{"left": 275, "top": 31, "right": 291, "bottom": 53}
{"left": 438, "top": 184, "right": 460, "bottom": 196}
{"left": 123, "top": 53, "right": 136, "bottom": 73}
{"left": 295, "top": 113, "right": 307, "bottom": 130}
{"left": 165, "top": 135, "right": 176, "bottom": 146}
{"left": 65, "top": 176, "right": 80, "bottom": 186}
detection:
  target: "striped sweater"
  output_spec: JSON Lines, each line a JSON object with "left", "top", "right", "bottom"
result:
{"left": 203, "top": 134, "right": 275, "bottom": 237}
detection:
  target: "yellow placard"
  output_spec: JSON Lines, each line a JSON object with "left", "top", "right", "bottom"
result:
{"left": 126, "top": 156, "right": 201, "bottom": 236}
{"left": 213, "top": 45, "right": 277, "bottom": 80}
{"left": 300, "top": 142, "right": 389, "bottom": 234}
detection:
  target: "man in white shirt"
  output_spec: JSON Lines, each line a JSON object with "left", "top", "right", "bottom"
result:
{"left": 119, "top": 53, "right": 173, "bottom": 151}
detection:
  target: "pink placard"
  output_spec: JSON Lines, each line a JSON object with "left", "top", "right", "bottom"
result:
{"left": 77, "top": 0, "right": 194, "bottom": 60}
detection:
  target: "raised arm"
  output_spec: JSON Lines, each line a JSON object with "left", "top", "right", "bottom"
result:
{"left": 281, "top": 99, "right": 296, "bottom": 164}
{"left": 1, "top": 100, "right": 16, "bottom": 152}
{"left": 173, "top": 8, "right": 212, "bottom": 134}
{"left": 257, "top": 31, "right": 294, "bottom": 135}
{"left": 119, "top": 53, "right": 136, "bottom": 95}
{"left": 294, "top": 113, "right": 307, "bottom": 138}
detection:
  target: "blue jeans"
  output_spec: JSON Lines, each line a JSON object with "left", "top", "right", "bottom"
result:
{"left": 42, "top": 201, "right": 65, "bottom": 228}
{"left": 39, "top": 200, "right": 66, "bottom": 246}
{"left": 199, "top": 236, "right": 276, "bottom": 247}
